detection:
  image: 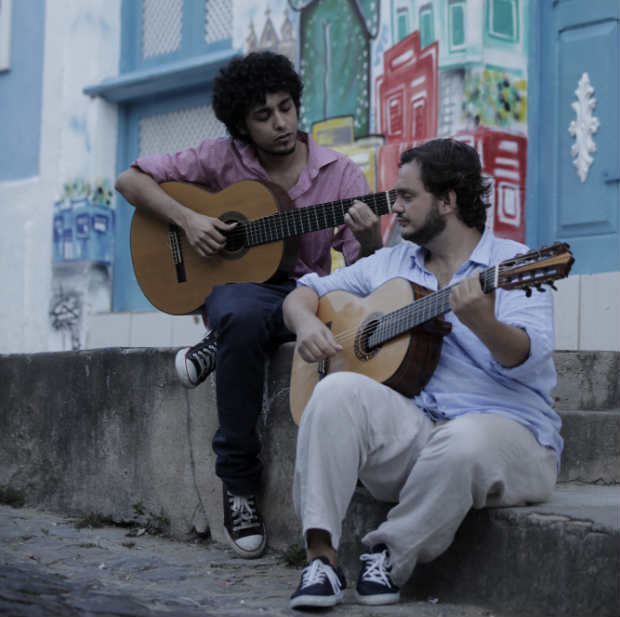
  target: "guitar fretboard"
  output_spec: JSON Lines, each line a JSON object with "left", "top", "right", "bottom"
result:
{"left": 368, "top": 265, "right": 499, "bottom": 348}
{"left": 243, "top": 190, "right": 396, "bottom": 247}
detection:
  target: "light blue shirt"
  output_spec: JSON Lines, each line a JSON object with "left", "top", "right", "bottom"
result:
{"left": 297, "top": 228, "right": 563, "bottom": 460}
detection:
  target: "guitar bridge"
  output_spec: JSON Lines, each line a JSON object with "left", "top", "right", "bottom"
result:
{"left": 317, "top": 320, "right": 333, "bottom": 380}
{"left": 317, "top": 357, "right": 329, "bottom": 380}
{"left": 168, "top": 224, "right": 187, "bottom": 283}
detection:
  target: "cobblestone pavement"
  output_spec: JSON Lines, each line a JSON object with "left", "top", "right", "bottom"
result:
{"left": 0, "top": 505, "right": 496, "bottom": 616}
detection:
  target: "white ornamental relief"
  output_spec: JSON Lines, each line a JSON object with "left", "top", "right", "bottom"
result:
{"left": 568, "top": 73, "right": 600, "bottom": 183}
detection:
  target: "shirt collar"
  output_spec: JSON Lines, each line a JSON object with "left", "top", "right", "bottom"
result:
{"left": 409, "top": 226, "right": 495, "bottom": 272}
{"left": 468, "top": 226, "right": 494, "bottom": 267}
{"left": 233, "top": 139, "right": 268, "bottom": 179}
{"left": 305, "top": 131, "right": 339, "bottom": 178}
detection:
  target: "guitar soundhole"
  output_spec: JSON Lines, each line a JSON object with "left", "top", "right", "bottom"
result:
{"left": 220, "top": 211, "right": 248, "bottom": 259}
{"left": 355, "top": 312, "right": 382, "bottom": 361}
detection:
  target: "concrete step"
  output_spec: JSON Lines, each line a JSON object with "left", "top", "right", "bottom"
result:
{"left": 336, "top": 483, "right": 619, "bottom": 617}
{"left": 553, "top": 350, "right": 619, "bottom": 410}
{"left": 0, "top": 346, "right": 618, "bottom": 616}
{"left": 557, "top": 408, "right": 620, "bottom": 483}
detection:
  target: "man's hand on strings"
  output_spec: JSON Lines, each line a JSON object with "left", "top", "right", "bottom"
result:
{"left": 450, "top": 273, "right": 496, "bottom": 331}
{"left": 183, "top": 211, "right": 237, "bottom": 258}
{"left": 344, "top": 199, "right": 383, "bottom": 256}
{"left": 294, "top": 316, "right": 343, "bottom": 363}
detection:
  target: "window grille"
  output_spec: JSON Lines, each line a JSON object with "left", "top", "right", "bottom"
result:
{"left": 205, "top": 0, "right": 232, "bottom": 44}
{"left": 142, "top": 0, "right": 183, "bottom": 59}
{"left": 139, "top": 105, "right": 226, "bottom": 158}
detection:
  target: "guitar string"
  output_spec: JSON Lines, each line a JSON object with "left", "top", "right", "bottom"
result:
{"left": 320, "top": 268, "right": 499, "bottom": 349}
{"left": 324, "top": 286, "right": 455, "bottom": 348}
{"left": 234, "top": 192, "right": 394, "bottom": 245}
{"left": 176, "top": 191, "right": 395, "bottom": 248}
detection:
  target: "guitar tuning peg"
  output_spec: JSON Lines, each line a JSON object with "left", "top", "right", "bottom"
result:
{"left": 524, "top": 287, "right": 532, "bottom": 297}
{"left": 549, "top": 282, "right": 557, "bottom": 291}
{"left": 535, "top": 284, "right": 546, "bottom": 293}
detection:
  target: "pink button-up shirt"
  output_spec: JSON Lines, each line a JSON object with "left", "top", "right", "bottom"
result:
{"left": 132, "top": 131, "right": 370, "bottom": 279}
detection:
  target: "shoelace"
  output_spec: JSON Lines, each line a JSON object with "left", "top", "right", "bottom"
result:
{"left": 359, "top": 550, "right": 393, "bottom": 586}
{"left": 229, "top": 494, "right": 260, "bottom": 532}
{"left": 301, "top": 559, "right": 342, "bottom": 592}
{"left": 189, "top": 334, "right": 217, "bottom": 374}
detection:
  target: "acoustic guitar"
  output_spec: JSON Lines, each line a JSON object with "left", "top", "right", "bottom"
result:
{"left": 130, "top": 180, "right": 395, "bottom": 315}
{"left": 289, "top": 242, "right": 574, "bottom": 424}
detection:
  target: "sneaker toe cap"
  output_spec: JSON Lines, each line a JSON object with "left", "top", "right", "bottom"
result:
{"left": 235, "top": 533, "right": 265, "bottom": 552}
{"left": 174, "top": 348, "right": 197, "bottom": 387}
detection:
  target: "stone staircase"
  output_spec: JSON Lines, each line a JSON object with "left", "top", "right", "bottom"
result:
{"left": 0, "top": 346, "right": 618, "bottom": 616}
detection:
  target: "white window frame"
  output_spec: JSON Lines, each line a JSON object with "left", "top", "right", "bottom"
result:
{"left": 449, "top": 0, "right": 466, "bottom": 52}
{"left": 0, "top": 0, "right": 12, "bottom": 72}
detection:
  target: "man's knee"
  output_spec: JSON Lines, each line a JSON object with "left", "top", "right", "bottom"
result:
{"left": 206, "top": 286, "right": 265, "bottom": 337}
{"left": 430, "top": 414, "right": 496, "bottom": 470}
{"left": 304, "top": 372, "right": 368, "bottom": 426}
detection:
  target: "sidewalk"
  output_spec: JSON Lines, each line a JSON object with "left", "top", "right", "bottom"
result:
{"left": 0, "top": 505, "right": 496, "bottom": 617}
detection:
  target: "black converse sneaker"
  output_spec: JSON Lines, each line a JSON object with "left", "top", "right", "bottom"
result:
{"left": 290, "top": 556, "right": 347, "bottom": 609}
{"left": 222, "top": 488, "right": 266, "bottom": 558}
{"left": 355, "top": 544, "right": 400, "bottom": 605}
{"left": 174, "top": 330, "right": 217, "bottom": 388}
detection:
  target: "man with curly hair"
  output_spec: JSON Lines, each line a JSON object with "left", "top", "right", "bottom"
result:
{"left": 283, "top": 139, "right": 561, "bottom": 608}
{"left": 115, "top": 51, "right": 382, "bottom": 558}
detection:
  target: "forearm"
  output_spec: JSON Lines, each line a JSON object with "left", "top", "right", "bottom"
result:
{"left": 450, "top": 275, "right": 531, "bottom": 368}
{"left": 465, "top": 315, "right": 531, "bottom": 368}
{"left": 284, "top": 285, "right": 344, "bottom": 361}
{"left": 355, "top": 224, "right": 383, "bottom": 258}
{"left": 115, "top": 167, "right": 190, "bottom": 228}
{"left": 283, "top": 285, "right": 319, "bottom": 333}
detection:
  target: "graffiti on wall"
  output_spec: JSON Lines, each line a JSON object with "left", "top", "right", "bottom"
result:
{"left": 49, "top": 177, "right": 115, "bottom": 350}
{"left": 240, "top": 0, "right": 529, "bottom": 244}
{"left": 52, "top": 178, "right": 115, "bottom": 264}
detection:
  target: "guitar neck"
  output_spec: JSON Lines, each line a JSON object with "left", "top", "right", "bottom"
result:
{"left": 244, "top": 190, "right": 395, "bottom": 247}
{"left": 368, "top": 266, "right": 499, "bottom": 348}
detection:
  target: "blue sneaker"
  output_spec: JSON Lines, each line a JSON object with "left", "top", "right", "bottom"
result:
{"left": 355, "top": 544, "right": 400, "bottom": 605}
{"left": 290, "top": 556, "right": 347, "bottom": 609}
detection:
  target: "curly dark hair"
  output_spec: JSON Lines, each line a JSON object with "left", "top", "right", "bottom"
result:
{"left": 400, "top": 139, "right": 492, "bottom": 232}
{"left": 212, "top": 51, "right": 303, "bottom": 143}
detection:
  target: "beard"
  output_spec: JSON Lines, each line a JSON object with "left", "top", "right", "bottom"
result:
{"left": 401, "top": 199, "right": 446, "bottom": 245}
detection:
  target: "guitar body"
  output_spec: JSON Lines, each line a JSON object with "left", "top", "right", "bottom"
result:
{"left": 130, "top": 180, "right": 298, "bottom": 314}
{"left": 289, "top": 278, "right": 451, "bottom": 425}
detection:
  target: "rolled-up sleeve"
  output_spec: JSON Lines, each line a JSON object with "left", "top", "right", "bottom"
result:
{"left": 131, "top": 137, "right": 233, "bottom": 187}
{"left": 131, "top": 147, "right": 205, "bottom": 184}
{"left": 488, "top": 286, "right": 556, "bottom": 385}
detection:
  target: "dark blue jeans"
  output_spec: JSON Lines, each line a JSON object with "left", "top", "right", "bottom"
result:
{"left": 204, "top": 279, "right": 296, "bottom": 495}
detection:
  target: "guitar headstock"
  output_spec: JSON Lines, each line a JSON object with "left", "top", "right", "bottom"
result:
{"left": 497, "top": 242, "right": 575, "bottom": 296}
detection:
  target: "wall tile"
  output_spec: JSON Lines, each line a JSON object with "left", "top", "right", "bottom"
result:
{"left": 579, "top": 272, "right": 620, "bottom": 351}
{"left": 171, "top": 314, "right": 207, "bottom": 347}
{"left": 553, "top": 275, "right": 580, "bottom": 350}
{"left": 86, "top": 312, "right": 132, "bottom": 349}
{"left": 129, "top": 312, "right": 174, "bottom": 347}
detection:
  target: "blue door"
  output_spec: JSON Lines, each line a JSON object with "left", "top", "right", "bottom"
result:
{"left": 111, "top": 0, "right": 233, "bottom": 311}
{"left": 114, "top": 91, "right": 227, "bottom": 311}
{"left": 527, "top": 0, "right": 620, "bottom": 274}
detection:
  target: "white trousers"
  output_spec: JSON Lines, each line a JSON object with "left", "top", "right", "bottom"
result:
{"left": 293, "top": 372, "right": 558, "bottom": 585}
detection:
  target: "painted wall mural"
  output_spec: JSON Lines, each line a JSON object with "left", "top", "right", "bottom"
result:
{"left": 239, "top": 0, "right": 529, "bottom": 245}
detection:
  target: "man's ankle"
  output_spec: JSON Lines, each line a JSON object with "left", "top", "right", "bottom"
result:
{"left": 306, "top": 529, "right": 337, "bottom": 568}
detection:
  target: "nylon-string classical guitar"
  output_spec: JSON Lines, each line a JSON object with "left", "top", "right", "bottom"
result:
{"left": 289, "top": 242, "right": 575, "bottom": 425}
{"left": 130, "top": 180, "right": 395, "bottom": 315}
